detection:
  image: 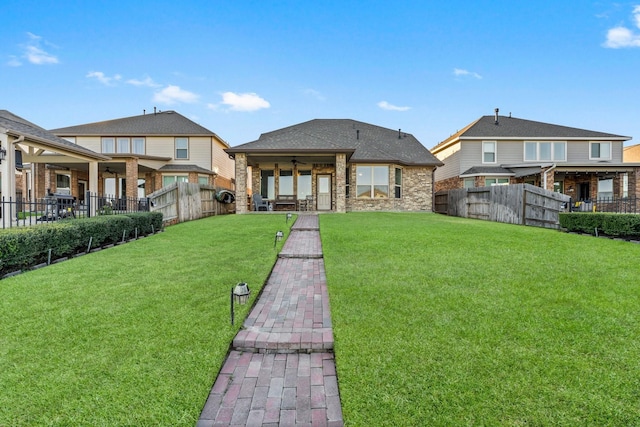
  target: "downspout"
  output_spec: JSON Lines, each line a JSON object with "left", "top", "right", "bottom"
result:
{"left": 542, "top": 163, "right": 557, "bottom": 191}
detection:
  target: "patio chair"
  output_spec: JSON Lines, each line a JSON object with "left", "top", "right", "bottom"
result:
{"left": 252, "top": 194, "right": 269, "bottom": 211}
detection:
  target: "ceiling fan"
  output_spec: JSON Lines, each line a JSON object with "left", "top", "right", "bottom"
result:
{"left": 291, "top": 157, "right": 307, "bottom": 166}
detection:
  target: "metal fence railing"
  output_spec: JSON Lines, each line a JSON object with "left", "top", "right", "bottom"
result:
{"left": 568, "top": 197, "right": 639, "bottom": 214}
{"left": 0, "top": 191, "right": 150, "bottom": 229}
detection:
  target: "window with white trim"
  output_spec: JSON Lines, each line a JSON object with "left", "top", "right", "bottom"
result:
{"left": 101, "top": 137, "right": 115, "bottom": 153}
{"left": 524, "top": 141, "right": 566, "bottom": 162}
{"left": 485, "top": 177, "right": 509, "bottom": 186}
{"left": 463, "top": 178, "right": 475, "bottom": 188}
{"left": 597, "top": 178, "right": 613, "bottom": 199}
{"left": 394, "top": 168, "right": 402, "bottom": 198}
{"left": 482, "top": 141, "right": 496, "bottom": 163}
{"left": 175, "top": 137, "right": 189, "bottom": 159}
{"left": 356, "top": 165, "right": 389, "bottom": 198}
{"left": 590, "top": 142, "right": 611, "bottom": 160}
{"left": 132, "top": 137, "right": 145, "bottom": 154}
{"left": 162, "top": 175, "right": 189, "bottom": 186}
{"left": 117, "top": 137, "right": 130, "bottom": 153}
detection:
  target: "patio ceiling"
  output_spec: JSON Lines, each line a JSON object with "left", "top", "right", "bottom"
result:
{"left": 244, "top": 153, "right": 338, "bottom": 168}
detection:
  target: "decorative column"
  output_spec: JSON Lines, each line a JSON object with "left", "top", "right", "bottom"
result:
{"left": 235, "top": 153, "right": 248, "bottom": 213}
{"left": 125, "top": 158, "right": 138, "bottom": 211}
{"left": 335, "top": 153, "right": 346, "bottom": 213}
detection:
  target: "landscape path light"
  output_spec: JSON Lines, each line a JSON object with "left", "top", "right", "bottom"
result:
{"left": 231, "top": 282, "right": 251, "bottom": 325}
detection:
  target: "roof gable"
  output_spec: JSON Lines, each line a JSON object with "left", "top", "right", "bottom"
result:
{"left": 228, "top": 119, "right": 442, "bottom": 166}
{"left": 50, "top": 110, "right": 226, "bottom": 143}
{"left": 433, "top": 115, "right": 630, "bottom": 152}
{"left": 0, "top": 110, "right": 108, "bottom": 160}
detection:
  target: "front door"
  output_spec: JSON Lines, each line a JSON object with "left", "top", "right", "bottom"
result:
{"left": 579, "top": 182, "right": 590, "bottom": 201}
{"left": 317, "top": 175, "right": 331, "bottom": 210}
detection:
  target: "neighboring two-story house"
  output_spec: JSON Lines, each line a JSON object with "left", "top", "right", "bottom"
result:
{"left": 226, "top": 119, "right": 443, "bottom": 213}
{"left": 431, "top": 110, "right": 640, "bottom": 201}
{"left": 49, "top": 110, "right": 234, "bottom": 203}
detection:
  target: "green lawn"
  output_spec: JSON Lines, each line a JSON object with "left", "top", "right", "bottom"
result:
{"left": 3, "top": 212, "right": 639, "bottom": 426}
{"left": 320, "top": 213, "right": 640, "bottom": 426}
{"left": 0, "top": 214, "right": 290, "bottom": 426}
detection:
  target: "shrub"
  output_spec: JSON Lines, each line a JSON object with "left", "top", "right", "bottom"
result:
{"left": 559, "top": 213, "right": 640, "bottom": 237}
{"left": 0, "top": 212, "right": 162, "bottom": 276}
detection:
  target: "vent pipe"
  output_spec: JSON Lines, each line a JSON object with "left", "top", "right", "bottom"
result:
{"left": 494, "top": 108, "right": 499, "bottom": 124}
{"left": 398, "top": 129, "right": 401, "bottom": 139}
{"left": 356, "top": 130, "right": 360, "bottom": 140}
{"left": 154, "top": 106, "right": 157, "bottom": 115}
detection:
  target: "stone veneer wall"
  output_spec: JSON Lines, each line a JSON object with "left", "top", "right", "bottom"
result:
{"left": 346, "top": 165, "right": 435, "bottom": 212}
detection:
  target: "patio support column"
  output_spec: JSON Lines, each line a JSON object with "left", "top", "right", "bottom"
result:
{"left": 88, "top": 161, "right": 99, "bottom": 217}
{"left": 0, "top": 132, "right": 17, "bottom": 206}
{"left": 126, "top": 158, "right": 138, "bottom": 210}
{"left": 235, "top": 153, "right": 248, "bottom": 213}
{"left": 335, "top": 153, "right": 346, "bottom": 213}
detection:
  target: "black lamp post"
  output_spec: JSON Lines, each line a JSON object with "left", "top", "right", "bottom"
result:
{"left": 231, "top": 282, "right": 251, "bottom": 325}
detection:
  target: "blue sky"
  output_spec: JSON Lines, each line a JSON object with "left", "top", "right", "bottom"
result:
{"left": 2, "top": 1, "right": 640, "bottom": 148}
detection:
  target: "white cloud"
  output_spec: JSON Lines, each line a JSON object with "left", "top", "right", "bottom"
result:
{"left": 303, "top": 88, "right": 326, "bottom": 101}
{"left": 153, "top": 85, "right": 200, "bottom": 104}
{"left": 86, "top": 71, "right": 122, "bottom": 86}
{"left": 7, "top": 55, "right": 22, "bottom": 67}
{"left": 13, "top": 32, "right": 59, "bottom": 65}
{"left": 453, "top": 68, "right": 482, "bottom": 79}
{"left": 377, "top": 101, "right": 411, "bottom": 112}
{"left": 127, "top": 76, "right": 161, "bottom": 87}
{"left": 603, "top": 5, "right": 640, "bottom": 48}
{"left": 219, "top": 92, "right": 270, "bottom": 112}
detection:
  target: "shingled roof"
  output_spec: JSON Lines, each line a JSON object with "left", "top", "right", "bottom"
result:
{"left": 227, "top": 119, "right": 443, "bottom": 166}
{"left": 51, "top": 110, "right": 228, "bottom": 147}
{"left": 433, "top": 115, "right": 630, "bottom": 151}
{"left": 0, "top": 110, "right": 109, "bottom": 160}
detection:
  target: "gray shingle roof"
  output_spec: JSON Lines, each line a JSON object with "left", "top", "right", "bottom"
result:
{"left": 158, "top": 164, "right": 215, "bottom": 174}
{"left": 51, "top": 110, "right": 226, "bottom": 144}
{"left": 460, "top": 115, "right": 629, "bottom": 139}
{"left": 461, "top": 166, "right": 514, "bottom": 176}
{"left": 227, "top": 119, "right": 443, "bottom": 166}
{"left": 0, "top": 110, "right": 108, "bottom": 160}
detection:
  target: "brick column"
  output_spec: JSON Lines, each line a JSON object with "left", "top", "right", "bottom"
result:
{"left": 126, "top": 158, "right": 138, "bottom": 210}
{"left": 235, "top": 153, "right": 248, "bottom": 213}
{"left": 335, "top": 153, "right": 346, "bottom": 213}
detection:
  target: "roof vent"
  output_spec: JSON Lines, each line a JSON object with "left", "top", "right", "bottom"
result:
{"left": 398, "top": 128, "right": 401, "bottom": 139}
{"left": 494, "top": 108, "right": 499, "bottom": 125}
{"left": 356, "top": 129, "right": 360, "bottom": 140}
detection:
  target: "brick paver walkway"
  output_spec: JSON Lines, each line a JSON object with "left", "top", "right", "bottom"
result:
{"left": 197, "top": 214, "right": 344, "bottom": 426}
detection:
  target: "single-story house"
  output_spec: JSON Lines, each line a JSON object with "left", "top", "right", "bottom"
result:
{"left": 226, "top": 119, "right": 443, "bottom": 213}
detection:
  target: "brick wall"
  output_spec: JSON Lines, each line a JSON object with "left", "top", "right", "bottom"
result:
{"left": 346, "top": 165, "right": 436, "bottom": 212}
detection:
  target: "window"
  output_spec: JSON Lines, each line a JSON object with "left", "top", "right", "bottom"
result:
{"left": 623, "top": 173, "right": 629, "bottom": 198}
{"left": 485, "top": 177, "right": 509, "bottom": 186}
{"left": 553, "top": 180, "right": 564, "bottom": 193}
{"left": 138, "top": 179, "right": 146, "bottom": 198}
{"left": 598, "top": 178, "right": 613, "bottom": 199}
{"left": 463, "top": 178, "right": 475, "bottom": 188}
{"left": 175, "top": 137, "right": 189, "bottom": 159}
{"left": 162, "top": 175, "right": 189, "bottom": 186}
{"left": 261, "top": 170, "right": 275, "bottom": 199}
{"left": 356, "top": 165, "right": 389, "bottom": 198}
{"left": 198, "top": 176, "right": 209, "bottom": 186}
{"left": 279, "top": 170, "right": 294, "bottom": 195}
{"left": 117, "top": 137, "right": 130, "bottom": 153}
{"left": 56, "top": 174, "right": 71, "bottom": 191}
{"left": 297, "top": 170, "right": 312, "bottom": 199}
{"left": 132, "top": 137, "right": 145, "bottom": 154}
{"left": 394, "top": 168, "right": 402, "bottom": 198}
{"left": 524, "top": 141, "right": 566, "bottom": 161}
{"left": 101, "top": 137, "right": 115, "bottom": 153}
{"left": 345, "top": 167, "right": 350, "bottom": 198}
{"left": 590, "top": 142, "right": 611, "bottom": 160}
{"left": 482, "top": 141, "right": 496, "bottom": 163}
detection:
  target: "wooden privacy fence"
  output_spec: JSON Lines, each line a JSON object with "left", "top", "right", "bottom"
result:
{"left": 435, "top": 184, "right": 570, "bottom": 229}
{"left": 148, "top": 182, "right": 235, "bottom": 225}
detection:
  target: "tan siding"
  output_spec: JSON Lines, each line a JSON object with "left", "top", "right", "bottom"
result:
{"left": 188, "top": 136, "right": 212, "bottom": 169}
{"left": 497, "top": 140, "right": 524, "bottom": 164}
{"left": 459, "top": 140, "right": 483, "bottom": 174}
{"left": 146, "top": 136, "right": 175, "bottom": 158}
{"left": 75, "top": 136, "right": 101, "bottom": 153}
{"left": 212, "top": 138, "right": 235, "bottom": 180}
{"left": 434, "top": 145, "right": 461, "bottom": 181}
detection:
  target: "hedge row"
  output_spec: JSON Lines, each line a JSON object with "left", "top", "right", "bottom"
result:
{"left": 0, "top": 212, "right": 163, "bottom": 277}
{"left": 559, "top": 212, "right": 640, "bottom": 237}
